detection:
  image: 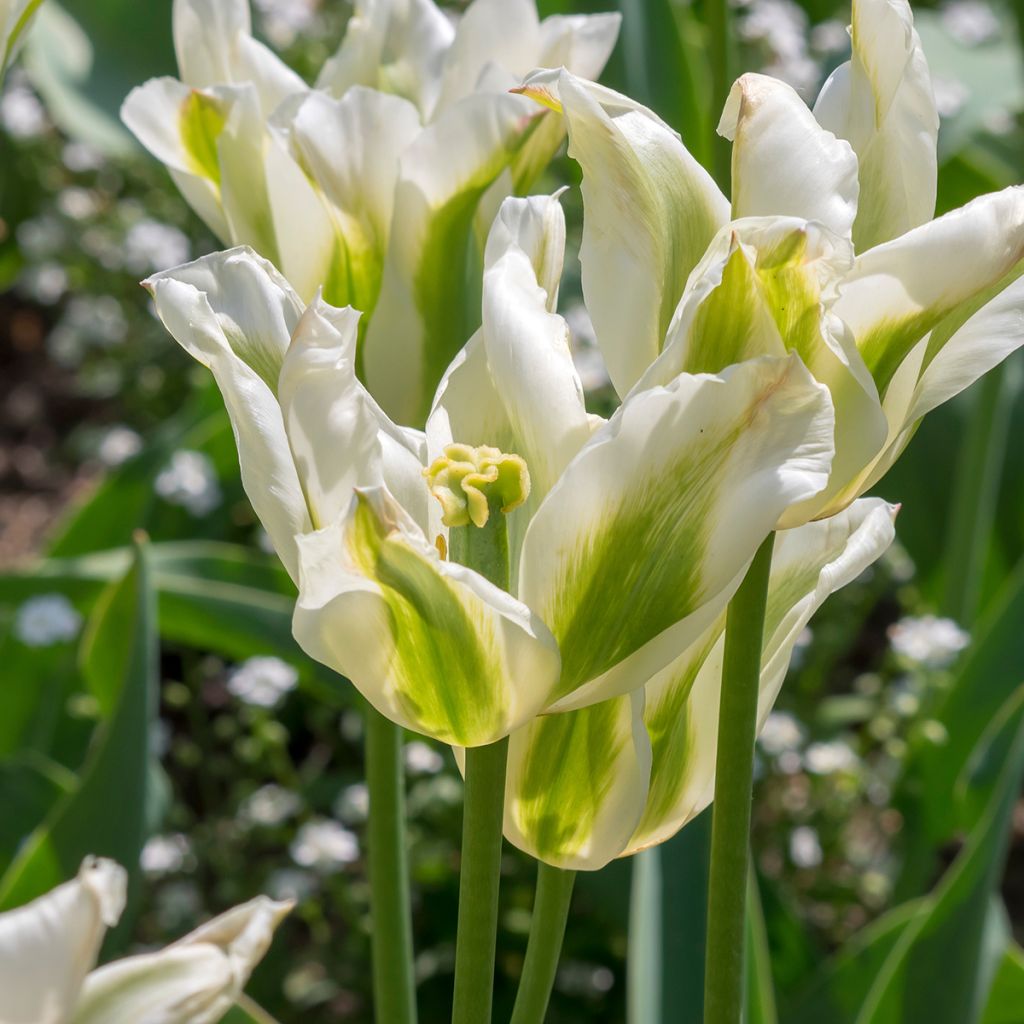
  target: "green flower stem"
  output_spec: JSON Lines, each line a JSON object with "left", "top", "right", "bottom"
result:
{"left": 510, "top": 863, "right": 576, "bottom": 1024}
{"left": 366, "top": 706, "right": 418, "bottom": 1024}
{"left": 452, "top": 736, "right": 510, "bottom": 1024}
{"left": 703, "top": 532, "right": 775, "bottom": 1024}
{"left": 707, "top": 0, "right": 733, "bottom": 190}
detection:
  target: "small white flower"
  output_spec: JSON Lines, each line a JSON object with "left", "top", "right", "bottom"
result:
{"left": 97, "top": 425, "right": 142, "bottom": 467}
{"left": 0, "top": 81, "right": 47, "bottom": 138}
{"left": 759, "top": 711, "right": 806, "bottom": 756}
{"left": 266, "top": 868, "right": 317, "bottom": 903}
{"left": 124, "top": 219, "right": 191, "bottom": 273}
{"left": 57, "top": 187, "right": 100, "bottom": 220}
{"left": 810, "top": 19, "right": 849, "bottom": 53}
{"left": 155, "top": 450, "right": 222, "bottom": 516}
{"left": 140, "top": 833, "right": 192, "bottom": 876}
{"left": 18, "top": 262, "right": 67, "bottom": 305}
{"left": 888, "top": 614, "right": 970, "bottom": 669}
{"left": 404, "top": 741, "right": 444, "bottom": 775}
{"left": 14, "top": 594, "right": 82, "bottom": 647}
{"left": 942, "top": 0, "right": 1000, "bottom": 46}
{"left": 804, "top": 739, "right": 859, "bottom": 775}
{"left": 290, "top": 819, "right": 359, "bottom": 872}
{"left": 227, "top": 656, "right": 299, "bottom": 708}
{"left": 334, "top": 782, "right": 370, "bottom": 823}
{"left": 931, "top": 75, "right": 970, "bottom": 119}
{"left": 252, "top": 0, "right": 318, "bottom": 47}
{"left": 789, "top": 825, "right": 823, "bottom": 868}
{"left": 62, "top": 140, "right": 105, "bottom": 173}
{"left": 241, "top": 784, "right": 301, "bottom": 827}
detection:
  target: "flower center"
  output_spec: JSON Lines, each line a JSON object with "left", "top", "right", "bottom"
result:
{"left": 423, "top": 443, "right": 531, "bottom": 529}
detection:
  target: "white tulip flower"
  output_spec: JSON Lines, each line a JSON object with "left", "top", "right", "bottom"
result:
{"left": 123, "top": 0, "right": 621, "bottom": 424}
{"left": 0, "top": 857, "right": 291, "bottom": 1024}
{"left": 145, "top": 193, "right": 838, "bottom": 748}
{"left": 516, "top": 0, "right": 1024, "bottom": 525}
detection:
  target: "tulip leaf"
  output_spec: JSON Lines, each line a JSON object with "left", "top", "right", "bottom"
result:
{"left": 745, "top": 868, "right": 778, "bottom": 1024}
{"left": 0, "top": 754, "right": 77, "bottom": 865}
{"left": 787, "top": 686, "right": 1024, "bottom": 1024}
{"left": 980, "top": 944, "right": 1024, "bottom": 1024}
{"left": 0, "top": 540, "right": 156, "bottom": 938}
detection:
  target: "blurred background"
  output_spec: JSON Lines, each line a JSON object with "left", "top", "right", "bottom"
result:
{"left": 1, "top": 0, "right": 1023, "bottom": 1021}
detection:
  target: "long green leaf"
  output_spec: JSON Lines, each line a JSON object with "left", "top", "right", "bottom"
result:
{"left": 0, "top": 540, "right": 156, "bottom": 938}
{"left": 980, "top": 944, "right": 1024, "bottom": 1024}
{"left": 745, "top": 868, "right": 778, "bottom": 1024}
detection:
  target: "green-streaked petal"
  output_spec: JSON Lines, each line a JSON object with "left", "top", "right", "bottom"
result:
{"left": 636, "top": 216, "right": 886, "bottom": 526}
{"left": 172, "top": 0, "right": 305, "bottom": 113}
{"left": 74, "top": 896, "right": 291, "bottom": 1024}
{"left": 508, "top": 12, "right": 622, "bottom": 193}
{"left": 835, "top": 186, "right": 1024, "bottom": 400}
{"left": 363, "top": 92, "right": 545, "bottom": 425}
{"left": 626, "top": 498, "right": 897, "bottom": 853}
{"left": 293, "top": 487, "right": 561, "bottom": 746}
{"left": 517, "top": 67, "right": 729, "bottom": 397}
{"left": 813, "top": 0, "right": 938, "bottom": 251}
{"left": 315, "top": 0, "right": 454, "bottom": 117}
{"left": 503, "top": 690, "right": 651, "bottom": 869}
{"left": 279, "top": 87, "right": 421, "bottom": 321}
{"left": 121, "top": 78, "right": 236, "bottom": 243}
{"left": 0, "top": 857, "right": 126, "bottom": 1024}
{"left": 520, "top": 353, "right": 835, "bottom": 710}
{"left": 278, "top": 295, "right": 433, "bottom": 535}
{"left": 144, "top": 247, "right": 311, "bottom": 579}
{"left": 719, "top": 73, "right": 859, "bottom": 240}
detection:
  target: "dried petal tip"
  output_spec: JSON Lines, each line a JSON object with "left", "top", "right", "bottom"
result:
{"left": 423, "top": 443, "right": 531, "bottom": 529}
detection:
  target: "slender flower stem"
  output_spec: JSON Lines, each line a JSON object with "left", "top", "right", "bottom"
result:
{"left": 366, "top": 706, "right": 418, "bottom": 1024}
{"left": 703, "top": 533, "right": 775, "bottom": 1024}
{"left": 510, "top": 863, "right": 576, "bottom": 1024}
{"left": 452, "top": 737, "right": 510, "bottom": 1024}
{"left": 236, "top": 993, "right": 285, "bottom": 1024}
{"left": 707, "top": 0, "right": 733, "bottom": 190}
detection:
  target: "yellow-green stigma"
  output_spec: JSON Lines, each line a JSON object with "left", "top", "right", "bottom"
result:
{"left": 423, "top": 443, "right": 531, "bottom": 529}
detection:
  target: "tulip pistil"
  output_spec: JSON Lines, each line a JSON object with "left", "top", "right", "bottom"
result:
{"left": 424, "top": 443, "right": 531, "bottom": 530}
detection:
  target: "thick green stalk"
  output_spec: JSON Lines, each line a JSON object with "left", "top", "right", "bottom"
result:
{"left": 366, "top": 706, "right": 418, "bottom": 1024}
{"left": 703, "top": 533, "right": 775, "bottom": 1024}
{"left": 627, "top": 848, "right": 662, "bottom": 1024}
{"left": 452, "top": 737, "right": 510, "bottom": 1024}
{"left": 706, "top": 0, "right": 733, "bottom": 190}
{"left": 510, "top": 864, "right": 576, "bottom": 1024}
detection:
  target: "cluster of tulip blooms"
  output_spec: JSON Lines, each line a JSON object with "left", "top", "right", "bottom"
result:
{"left": 3, "top": 0, "right": 1023, "bottom": 1017}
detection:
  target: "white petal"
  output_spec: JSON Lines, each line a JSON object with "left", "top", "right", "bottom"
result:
{"left": 292, "top": 487, "right": 561, "bottom": 746}
{"left": 280, "top": 86, "right": 421, "bottom": 313}
{"left": 625, "top": 498, "right": 897, "bottom": 853}
{"left": 278, "top": 296, "right": 432, "bottom": 534}
{"left": 316, "top": 0, "right": 454, "bottom": 118}
{"left": 517, "top": 68, "right": 729, "bottom": 397}
{"left": 0, "top": 857, "right": 126, "bottom": 1024}
{"left": 813, "top": 0, "right": 938, "bottom": 250}
{"left": 436, "top": 0, "right": 540, "bottom": 112}
{"left": 834, "top": 187, "right": 1024, "bottom": 398}
{"left": 537, "top": 12, "right": 621, "bottom": 80}
{"left": 519, "top": 353, "right": 835, "bottom": 710}
{"left": 719, "top": 73, "right": 859, "bottom": 240}
{"left": 74, "top": 896, "right": 292, "bottom": 1024}
{"left": 363, "top": 91, "right": 545, "bottom": 424}
{"left": 144, "top": 248, "right": 311, "bottom": 579}
{"left": 503, "top": 689, "right": 651, "bottom": 870}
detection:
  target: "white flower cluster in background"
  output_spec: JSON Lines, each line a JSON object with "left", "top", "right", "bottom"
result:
{"left": 155, "top": 449, "right": 222, "bottom": 516}
{"left": 123, "top": 218, "right": 192, "bottom": 273}
{"left": 941, "top": 0, "right": 1000, "bottom": 46}
{"left": 241, "top": 784, "right": 302, "bottom": 827}
{"left": 735, "top": 0, "right": 820, "bottom": 96}
{"left": 97, "top": 425, "right": 143, "bottom": 467}
{"left": 888, "top": 614, "right": 970, "bottom": 669}
{"left": 14, "top": 593, "right": 82, "bottom": 647}
{"left": 290, "top": 819, "right": 359, "bottom": 872}
{"left": 141, "top": 832, "right": 194, "bottom": 876}
{"left": 227, "top": 656, "right": 300, "bottom": 708}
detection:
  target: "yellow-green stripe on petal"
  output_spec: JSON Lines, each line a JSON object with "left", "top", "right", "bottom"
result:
{"left": 293, "top": 487, "right": 561, "bottom": 747}
{"left": 180, "top": 90, "right": 228, "bottom": 185}
{"left": 519, "top": 353, "right": 835, "bottom": 709}
{"left": 625, "top": 498, "right": 897, "bottom": 855}
{"left": 503, "top": 690, "right": 650, "bottom": 870}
